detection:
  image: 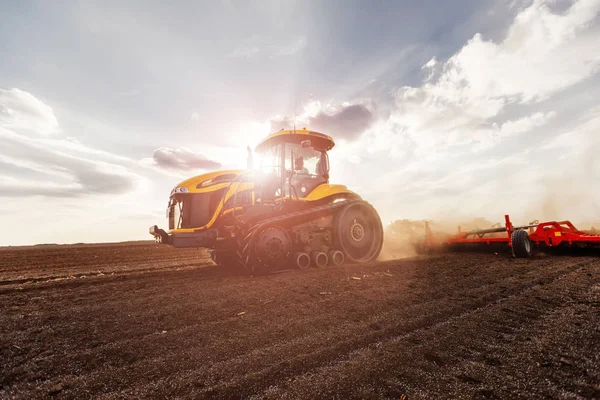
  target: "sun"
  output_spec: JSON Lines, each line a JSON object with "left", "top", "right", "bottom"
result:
{"left": 234, "top": 120, "right": 272, "bottom": 169}
{"left": 200, "top": 121, "right": 272, "bottom": 170}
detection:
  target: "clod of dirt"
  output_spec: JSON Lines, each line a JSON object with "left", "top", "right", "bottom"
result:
{"left": 48, "top": 383, "right": 64, "bottom": 396}
{"left": 368, "top": 323, "right": 382, "bottom": 331}
{"left": 423, "top": 353, "right": 444, "bottom": 366}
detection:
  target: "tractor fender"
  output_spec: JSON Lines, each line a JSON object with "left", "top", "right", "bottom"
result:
{"left": 302, "top": 184, "right": 361, "bottom": 202}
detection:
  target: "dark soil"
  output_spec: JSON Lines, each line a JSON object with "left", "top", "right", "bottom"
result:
{"left": 1, "top": 244, "right": 598, "bottom": 399}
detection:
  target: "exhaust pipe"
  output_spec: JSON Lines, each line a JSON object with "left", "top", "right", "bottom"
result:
{"left": 311, "top": 251, "right": 328, "bottom": 268}
{"left": 328, "top": 250, "right": 345, "bottom": 266}
{"left": 294, "top": 252, "right": 311, "bottom": 269}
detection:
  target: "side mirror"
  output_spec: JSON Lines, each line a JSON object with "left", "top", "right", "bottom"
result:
{"left": 320, "top": 152, "right": 330, "bottom": 180}
{"left": 301, "top": 140, "right": 312, "bottom": 148}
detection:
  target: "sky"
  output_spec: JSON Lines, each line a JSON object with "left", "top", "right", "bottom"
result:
{"left": 1, "top": 0, "right": 599, "bottom": 245}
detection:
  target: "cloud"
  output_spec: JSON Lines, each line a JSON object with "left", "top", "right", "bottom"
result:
{"left": 365, "top": 0, "right": 600, "bottom": 156}
{"left": 0, "top": 128, "right": 140, "bottom": 197}
{"left": 152, "top": 147, "right": 222, "bottom": 171}
{"left": 0, "top": 88, "right": 142, "bottom": 198}
{"left": 421, "top": 57, "right": 437, "bottom": 69}
{"left": 0, "top": 88, "right": 59, "bottom": 135}
{"left": 441, "top": 0, "right": 600, "bottom": 102}
{"left": 269, "top": 101, "right": 375, "bottom": 141}
{"left": 497, "top": 111, "right": 556, "bottom": 137}
{"left": 310, "top": 104, "right": 374, "bottom": 140}
{"left": 269, "top": 116, "right": 295, "bottom": 132}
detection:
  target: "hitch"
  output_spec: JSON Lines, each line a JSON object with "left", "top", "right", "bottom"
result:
{"left": 149, "top": 225, "right": 170, "bottom": 244}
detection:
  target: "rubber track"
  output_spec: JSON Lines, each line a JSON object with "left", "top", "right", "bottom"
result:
{"left": 240, "top": 199, "right": 364, "bottom": 270}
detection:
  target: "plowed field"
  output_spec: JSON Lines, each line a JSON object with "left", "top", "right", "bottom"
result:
{"left": 1, "top": 243, "right": 599, "bottom": 399}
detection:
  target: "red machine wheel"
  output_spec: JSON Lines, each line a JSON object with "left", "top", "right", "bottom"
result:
{"left": 512, "top": 229, "right": 532, "bottom": 258}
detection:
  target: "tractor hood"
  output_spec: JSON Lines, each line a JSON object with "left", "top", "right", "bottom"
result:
{"left": 171, "top": 169, "right": 249, "bottom": 195}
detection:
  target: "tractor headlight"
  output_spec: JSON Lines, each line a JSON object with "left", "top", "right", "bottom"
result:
{"left": 171, "top": 186, "right": 189, "bottom": 195}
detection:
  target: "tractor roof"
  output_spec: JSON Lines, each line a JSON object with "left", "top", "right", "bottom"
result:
{"left": 255, "top": 128, "right": 335, "bottom": 153}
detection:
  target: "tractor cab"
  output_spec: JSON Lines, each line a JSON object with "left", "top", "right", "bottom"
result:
{"left": 254, "top": 128, "right": 332, "bottom": 202}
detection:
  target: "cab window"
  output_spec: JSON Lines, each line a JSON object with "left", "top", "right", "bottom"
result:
{"left": 286, "top": 143, "right": 323, "bottom": 176}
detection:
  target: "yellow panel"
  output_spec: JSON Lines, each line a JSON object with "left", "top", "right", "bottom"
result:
{"left": 301, "top": 184, "right": 360, "bottom": 201}
{"left": 169, "top": 170, "right": 248, "bottom": 194}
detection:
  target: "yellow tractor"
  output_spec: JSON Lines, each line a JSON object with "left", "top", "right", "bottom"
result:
{"left": 150, "top": 128, "right": 383, "bottom": 272}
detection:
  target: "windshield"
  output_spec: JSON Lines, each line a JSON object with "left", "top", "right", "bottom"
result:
{"left": 259, "top": 144, "right": 284, "bottom": 175}
{"left": 286, "top": 144, "right": 322, "bottom": 176}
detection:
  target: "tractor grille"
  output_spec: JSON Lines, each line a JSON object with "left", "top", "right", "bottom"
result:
{"left": 168, "top": 189, "right": 227, "bottom": 230}
{"left": 169, "top": 200, "right": 182, "bottom": 230}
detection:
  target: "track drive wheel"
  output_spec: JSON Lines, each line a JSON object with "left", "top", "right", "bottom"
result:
{"left": 252, "top": 226, "right": 291, "bottom": 271}
{"left": 333, "top": 201, "right": 383, "bottom": 263}
{"left": 511, "top": 229, "right": 532, "bottom": 258}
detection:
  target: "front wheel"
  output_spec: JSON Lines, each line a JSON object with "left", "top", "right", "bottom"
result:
{"left": 333, "top": 201, "right": 383, "bottom": 263}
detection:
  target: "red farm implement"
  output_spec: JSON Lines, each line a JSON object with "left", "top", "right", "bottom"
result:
{"left": 424, "top": 215, "right": 600, "bottom": 258}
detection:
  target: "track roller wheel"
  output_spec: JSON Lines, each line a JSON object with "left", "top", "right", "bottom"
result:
{"left": 294, "top": 252, "right": 311, "bottom": 269}
{"left": 311, "top": 251, "right": 328, "bottom": 267}
{"left": 328, "top": 250, "right": 345, "bottom": 266}
{"left": 511, "top": 229, "right": 532, "bottom": 258}
{"left": 333, "top": 201, "right": 383, "bottom": 263}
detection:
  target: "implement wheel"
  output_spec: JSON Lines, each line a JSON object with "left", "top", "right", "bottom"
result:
{"left": 333, "top": 201, "right": 383, "bottom": 263}
{"left": 512, "top": 229, "right": 532, "bottom": 258}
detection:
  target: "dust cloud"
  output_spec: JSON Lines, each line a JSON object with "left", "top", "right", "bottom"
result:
{"left": 378, "top": 220, "right": 427, "bottom": 261}
{"left": 528, "top": 178, "right": 600, "bottom": 232}
{"left": 378, "top": 217, "right": 505, "bottom": 261}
